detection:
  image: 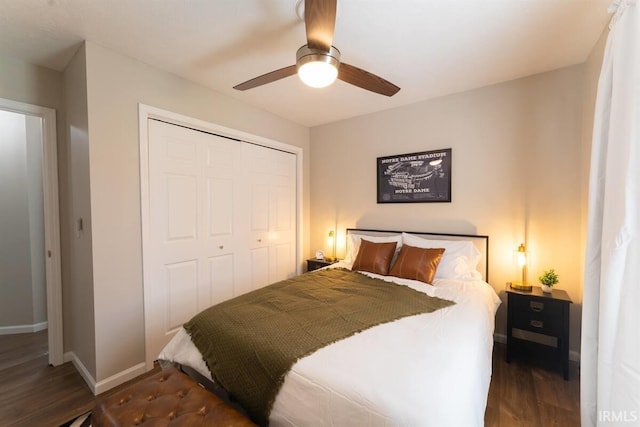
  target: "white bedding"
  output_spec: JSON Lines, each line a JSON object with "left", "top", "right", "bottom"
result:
{"left": 159, "top": 261, "right": 500, "bottom": 426}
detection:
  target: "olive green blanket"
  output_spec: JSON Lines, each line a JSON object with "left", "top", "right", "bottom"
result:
{"left": 184, "top": 268, "right": 454, "bottom": 426}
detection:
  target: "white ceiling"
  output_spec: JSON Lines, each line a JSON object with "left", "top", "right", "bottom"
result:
{"left": 0, "top": 0, "right": 611, "bottom": 127}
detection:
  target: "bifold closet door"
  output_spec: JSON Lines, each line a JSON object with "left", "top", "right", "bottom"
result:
{"left": 146, "top": 120, "right": 243, "bottom": 357}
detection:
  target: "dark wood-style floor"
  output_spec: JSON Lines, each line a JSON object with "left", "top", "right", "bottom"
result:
{"left": 485, "top": 343, "right": 580, "bottom": 426}
{"left": 0, "top": 332, "right": 579, "bottom": 426}
{"left": 0, "top": 331, "right": 160, "bottom": 427}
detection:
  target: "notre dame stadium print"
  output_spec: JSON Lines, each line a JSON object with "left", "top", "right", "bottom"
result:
{"left": 377, "top": 148, "right": 451, "bottom": 203}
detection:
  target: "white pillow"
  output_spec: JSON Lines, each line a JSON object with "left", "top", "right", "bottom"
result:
{"left": 401, "top": 232, "right": 481, "bottom": 280}
{"left": 345, "top": 233, "right": 403, "bottom": 263}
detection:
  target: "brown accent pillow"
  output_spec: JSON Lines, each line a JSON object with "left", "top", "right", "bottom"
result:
{"left": 389, "top": 244, "right": 445, "bottom": 284}
{"left": 352, "top": 239, "right": 398, "bottom": 276}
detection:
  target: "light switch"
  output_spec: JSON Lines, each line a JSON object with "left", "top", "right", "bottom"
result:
{"left": 76, "top": 218, "right": 83, "bottom": 238}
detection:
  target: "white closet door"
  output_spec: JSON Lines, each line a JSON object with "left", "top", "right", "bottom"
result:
{"left": 241, "top": 143, "right": 297, "bottom": 293}
{"left": 146, "top": 120, "right": 241, "bottom": 359}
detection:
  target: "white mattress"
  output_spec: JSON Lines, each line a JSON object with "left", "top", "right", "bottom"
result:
{"left": 159, "top": 261, "right": 501, "bottom": 426}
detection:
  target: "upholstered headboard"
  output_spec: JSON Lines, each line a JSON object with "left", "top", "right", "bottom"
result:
{"left": 346, "top": 228, "right": 490, "bottom": 282}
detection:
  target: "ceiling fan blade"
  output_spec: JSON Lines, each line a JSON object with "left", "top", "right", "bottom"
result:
{"left": 305, "top": 0, "right": 337, "bottom": 51}
{"left": 338, "top": 62, "right": 400, "bottom": 97}
{"left": 233, "top": 65, "right": 298, "bottom": 91}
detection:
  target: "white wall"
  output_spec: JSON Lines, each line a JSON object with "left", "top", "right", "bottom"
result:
{"left": 80, "top": 41, "right": 310, "bottom": 383}
{"left": 0, "top": 110, "right": 46, "bottom": 328}
{"left": 310, "top": 65, "right": 586, "bottom": 354}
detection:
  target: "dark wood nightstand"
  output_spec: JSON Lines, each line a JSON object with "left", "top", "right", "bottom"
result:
{"left": 506, "top": 286, "right": 573, "bottom": 380}
{"left": 306, "top": 258, "right": 337, "bottom": 272}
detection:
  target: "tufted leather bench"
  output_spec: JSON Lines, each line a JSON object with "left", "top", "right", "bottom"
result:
{"left": 92, "top": 367, "right": 256, "bottom": 426}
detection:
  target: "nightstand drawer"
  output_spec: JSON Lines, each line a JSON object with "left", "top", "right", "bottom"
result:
{"left": 510, "top": 297, "right": 563, "bottom": 335}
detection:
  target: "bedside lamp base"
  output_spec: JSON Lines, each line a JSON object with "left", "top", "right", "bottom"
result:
{"left": 509, "top": 281, "right": 532, "bottom": 291}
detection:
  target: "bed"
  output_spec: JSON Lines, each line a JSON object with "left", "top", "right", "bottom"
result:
{"left": 158, "top": 229, "right": 501, "bottom": 426}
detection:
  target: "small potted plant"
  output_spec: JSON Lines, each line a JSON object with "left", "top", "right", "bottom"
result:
{"left": 538, "top": 269, "right": 559, "bottom": 293}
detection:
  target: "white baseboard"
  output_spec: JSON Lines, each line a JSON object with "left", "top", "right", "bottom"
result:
{"left": 64, "top": 351, "right": 147, "bottom": 395}
{"left": 64, "top": 351, "right": 97, "bottom": 394}
{"left": 493, "top": 333, "right": 580, "bottom": 363}
{"left": 94, "top": 362, "right": 147, "bottom": 395}
{"left": 0, "top": 321, "right": 48, "bottom": 335}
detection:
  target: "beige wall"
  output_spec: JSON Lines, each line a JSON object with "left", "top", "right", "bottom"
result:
{"left": 62, "top": 44, "right": 97, "bottom": 377}
{"left": 310, "top": 66, "right": 586, "bottom": 354}
{"left": 0, "top": 55, "right": 63, "bottom": 110}
{"left": 81, "top": 41, "right": 310, "bottom": 382}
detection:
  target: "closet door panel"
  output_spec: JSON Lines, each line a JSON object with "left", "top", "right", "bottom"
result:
{"left": 165, "top": 174, "right": 198, "bottom": 240}
{"left": 250, "top": 247, "right": 270, "bottom": 291}
{"left": 207, "top": 178, "right": 233, "bottom": 237}
{"left": 166, "top": 260, "right": 198, "bottom": 331}
{"left": 208, "top": 254, "right": 234, "bottom": 305}
{"left": 251, "top": 179, "right": 270, "bottom": 232}
{"left": 271, "top": 243, "right": 293, "bottom": 284}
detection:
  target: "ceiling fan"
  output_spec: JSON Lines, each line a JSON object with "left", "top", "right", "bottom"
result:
{"left": 233, "top": 0, "right": 400, "bottom": 97}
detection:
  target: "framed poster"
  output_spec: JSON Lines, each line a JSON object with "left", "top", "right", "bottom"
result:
{"left": 377, "top": 148, "right": 451, "bottom": 203}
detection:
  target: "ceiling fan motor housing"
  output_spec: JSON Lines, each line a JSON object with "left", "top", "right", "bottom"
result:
{"left": 296, "top": 45, "right": 341, "bottom": 71}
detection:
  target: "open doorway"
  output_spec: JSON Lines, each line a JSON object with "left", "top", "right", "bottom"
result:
{"left": 0, "top": 110, "right": 48, "bottom": 367}
{"left": 0, "top": 98, "right": 62, "bottom": 367}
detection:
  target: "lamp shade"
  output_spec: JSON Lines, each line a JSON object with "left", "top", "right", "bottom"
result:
{"left": 510, "top": 242, "right": 531, "bottom": 291}
{"left": 516, "top": 243, "right": 528, "bottom": 267}
{"left": 327, "top": 230, "right": 336, "bottom": 261}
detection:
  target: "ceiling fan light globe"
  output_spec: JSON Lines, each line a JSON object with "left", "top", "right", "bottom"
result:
{"left": 298, "top": 61, "right": 338, "bottom": 88}
{"left": 296, "top": 45, "right": 341, "bottom": 88}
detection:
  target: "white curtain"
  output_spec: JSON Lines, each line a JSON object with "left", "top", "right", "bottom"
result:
{"left": 582, "top": 0, "right": 640, "bottom": 426}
